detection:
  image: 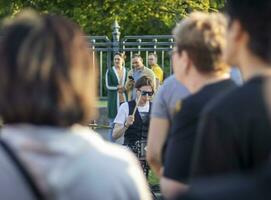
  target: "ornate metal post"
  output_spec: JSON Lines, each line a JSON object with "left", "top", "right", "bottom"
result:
{"left": 112, "top": 20, "right": 120, "bottom": 55}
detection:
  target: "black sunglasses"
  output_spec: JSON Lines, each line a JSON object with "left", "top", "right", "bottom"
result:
{"left": 141, "top": 91, "right": 154, "bottom": 96}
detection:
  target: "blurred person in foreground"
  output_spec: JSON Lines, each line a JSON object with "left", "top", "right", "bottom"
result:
{"left": 171, "top": 0, "right": 271, "bottom": 199}
{"left": 160, "top": 12, "right": 237, "bottom": 199}
{"left": 0, "top": 10, "right": 151, "bottom": 200}
{"left": 147, "top": 74, "right": 189, "bottom": 177}
{"left": 190, "top": 0, "right": 271, "bottom": 180}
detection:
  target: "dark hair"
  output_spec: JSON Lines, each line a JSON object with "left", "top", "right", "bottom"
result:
{"left": 226, "top": 0, "right": 271, "bottom": 63}
{"left": 0, "top": 10, "right": 97, "bottom": 126}
{"left": 132, "top": 53, "right": 143, "bottom": 60}
{"left": 114, "top": 52, "right": 126, "bottom": 60}
{"left": 135, "top": 76, "right": 154, "bottom": 91}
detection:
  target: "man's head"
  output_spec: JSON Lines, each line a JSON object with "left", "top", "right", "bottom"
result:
{"left": 0, "top": 10, "right": 97, "bottom": 126}
{"left": 132, "top": 54, "right": 144, "bottom": 70}
{"left": 224, "top": 0, "right": 271, "bottom": 66}
{"left": 148, "top": 53, "right": 157, "bottom": 66}
{"left": 135, "top": 76, "right": 154, "bottom": 105}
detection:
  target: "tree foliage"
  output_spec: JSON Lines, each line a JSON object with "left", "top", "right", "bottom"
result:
{"left": 0, "top": 0, "right": 225, "bottom": 37}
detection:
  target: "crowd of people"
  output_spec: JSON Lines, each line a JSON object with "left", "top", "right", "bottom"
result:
{"left": 1, "top": 0, "right": 271, "bottom": 199}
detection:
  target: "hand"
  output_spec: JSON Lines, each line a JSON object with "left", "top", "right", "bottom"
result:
{"left": 128, "top": 79, "right": 135, "bottom": 86}
{"left": 117, "top": 85, "right": 125, "bottom": 93}
{"left": 125, "top": 115, "right": 134, "bottom": 127}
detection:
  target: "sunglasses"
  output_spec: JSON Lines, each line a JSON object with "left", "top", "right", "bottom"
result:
{"left": 140, "top": 91, "right": 154, "bottom": 96}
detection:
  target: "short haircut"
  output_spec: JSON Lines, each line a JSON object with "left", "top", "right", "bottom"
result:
{"left": 173, "top": 12, "right": 228, "bottom": 74}
{"left": 132, "top": 53, "right": 143, "bottom": 61}
{"left": 148, "top": 53, "right": 157, "bottom": 58}
{"left": 135, "top": 76, "right": 154, "bottom": 91}
{"left": 226, "top": 0, "right": 271, "bottom": 63}
{"left": 0, "top": 10, "right": 97, "bottom": 126}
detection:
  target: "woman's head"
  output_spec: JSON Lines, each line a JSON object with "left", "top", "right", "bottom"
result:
{"left": 114, "top": 52, "right": 125, "bottom": 68}
{"left": 0, "top": 10, "right": 97, "bottom": 126}
{"left": 135, "top": 76, "right": 154, "bottom": 105}
{"left": 172, "top": 12, "right": 228, "bottom": 82}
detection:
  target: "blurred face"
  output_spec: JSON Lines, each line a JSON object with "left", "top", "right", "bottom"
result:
{"left": 148, "top": 55, "right": 157, "bottom": 66}
{"left": 172, "top": 47, "right": 188, "bottom": 83}
{"left": 114, "top": 54, "right": 123, "bottom": 67}
{"left": 223, "top": 18, "right": 240, "bottom": 67}
{"left": 136, "top": 85, "right": 153, "bottom": 105}
{"left": 132, "top": 57, "right": 143, "bottom": 69}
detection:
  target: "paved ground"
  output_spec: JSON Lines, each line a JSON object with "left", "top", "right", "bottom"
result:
{"left": 94, "top": 128, "right": 163, "bottom": 200}
{"left": 94, "top": 107, "right": 163, "bottom": 199}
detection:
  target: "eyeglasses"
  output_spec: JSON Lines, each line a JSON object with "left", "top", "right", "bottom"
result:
{"left": 140, "top": 91, "right": 154, "bottom": 96}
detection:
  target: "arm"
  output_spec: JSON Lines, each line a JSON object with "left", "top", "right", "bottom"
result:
{"left": 160, "top": 177, "right": 189, "bottom": 199}
{"left": 161, "top": 101, "right": 195, "bottom": 198}
{"left": 112, "top": 123, "right": 127, "bottom": 140}
{"left": 125, "top": 70, "right": 134, "bottom": 92}
{"left": 147, "top": 117, "right": 169, "bottom": 177}
{"left": 113, "top": 115, "right": 134, "bottom": 140}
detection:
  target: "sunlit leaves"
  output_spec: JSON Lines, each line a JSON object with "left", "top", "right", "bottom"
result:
{"left": 0, "top": 0, "right": 225, "bottom": 36}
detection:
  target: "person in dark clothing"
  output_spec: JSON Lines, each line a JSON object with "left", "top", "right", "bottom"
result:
{"left": 113, "top": 76, "right": 154, "bottom": 148}
{"left": 160, "top": 12, "right": 237, "bottom": 199}
{"left": 173, "top": 163, "right": 271, "bottom": 200}
{"left": 190, "top": 0, "right": 271, "bottom": 180}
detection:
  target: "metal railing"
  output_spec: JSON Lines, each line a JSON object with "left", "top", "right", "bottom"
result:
{"left": 88, "top": 21, "right": 175, "bottom": 98}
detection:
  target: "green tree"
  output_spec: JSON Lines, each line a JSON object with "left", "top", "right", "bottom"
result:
{"left": 0, "top": 0, "right": 225, "bottom": 36}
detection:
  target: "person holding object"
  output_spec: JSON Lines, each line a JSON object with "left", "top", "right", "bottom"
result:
{"left": 113, "top": 76, "right": 154, "bottom": 148}
{"left": 0, "top": 10, "right": 151, "bottom": 200}
{"left": 125, "top": 54, "right": 156, "bottom": 100}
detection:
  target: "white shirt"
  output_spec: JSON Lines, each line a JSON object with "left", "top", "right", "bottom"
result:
{"left": 114, "top": 101, "right": 150, "bottom": 125}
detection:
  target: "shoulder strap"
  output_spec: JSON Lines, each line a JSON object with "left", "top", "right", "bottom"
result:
{"left": 128, "top": 100, "right": 136, "bottom": 115}
{"left": 0, "top": 139, "right": 45, "bottom": 200}
{"left": 149, "top": 102, "right": 152, "bottom": 113}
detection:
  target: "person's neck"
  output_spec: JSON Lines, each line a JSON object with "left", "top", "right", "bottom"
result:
{"left": 115, "top": 65, "right": 122, "bottom": 70}
{"left": 186, "top": 73, "right": 230, "bottom": 94}
{"left": 138, "top": 100, "right": 148, "bottom": 107}
{"left": 239, "top": 54, "right": 271, "bottom": 81}
{"left": 135, "top": 65, "right": 144, "bottom": 71}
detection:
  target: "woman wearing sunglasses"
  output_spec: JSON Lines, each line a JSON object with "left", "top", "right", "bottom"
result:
{"left": 113, "top": 76, "right": 154, "bottom": 149}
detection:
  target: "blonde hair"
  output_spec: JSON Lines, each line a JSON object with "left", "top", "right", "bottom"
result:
{"left": 173, "top": 12, "right": 228, "bottom": 74}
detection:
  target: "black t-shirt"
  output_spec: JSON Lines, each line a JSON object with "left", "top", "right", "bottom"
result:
{"left": 191, "top": 76, "right": 271, "bottom": 179}
{"left": 163, "top": 79, "right": 237, "bottom": 182}
{"left": 174, "top": 163, "right": 271, "bottom": 200}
